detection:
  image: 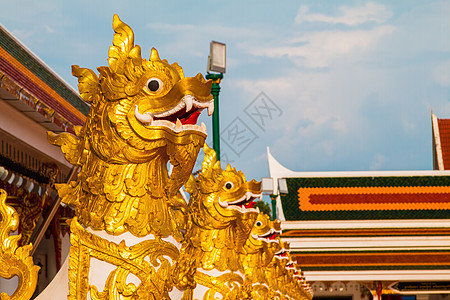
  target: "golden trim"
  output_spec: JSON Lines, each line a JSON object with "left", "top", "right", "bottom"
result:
{"left": 0, "top": 189, "right": 39, "bottom": 300}
{"left": 68, "top": 217, "right": 179, "bottom": 299}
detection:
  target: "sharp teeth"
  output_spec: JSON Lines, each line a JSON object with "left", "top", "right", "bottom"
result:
{"left": 185, "top": 96, "right": 193, "bottom": 112}
{"left": 134, "top": 105, "right": 153, "bottom": 125}
{"left": 207, "top": 101, "right": 214, "bottom": 116}
{"left": 200, "top": 122, "right": 207, "bottom": 132}
{"left": 175, "top": 119, "right": 183, "bottom": 131}
{"left": 218, "top": 199, "right": 228, "bottom": 208}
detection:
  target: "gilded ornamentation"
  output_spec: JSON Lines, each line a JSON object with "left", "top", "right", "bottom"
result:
{"left": 48, "top": 14, "right": 213, "bottom": 238}
{"left": 0, "top": 13, "right": 316, "bottom": 300}
{"left": 47, "top": 14, "right": 214, "bottom": 299}
{"left": 68, "top": 217, "right": 179, "bottom": 299}
{"left": 0, "top": 189, "right": 39, "bottom": 300}
{"left": 264, "top": 240, "right": 313, "bottom": 300}
{"left": 240, "top": 213, "right": 281, "bottom": 299}
{"left": 174, "top": 144, "right": 261, "bottom": 299}
{"left": 4, "top": 186, "right": 43, "bottom": 246}
{"left": 265, "top": 240, "right": 290, "bottom": 299}
{"left": 0, "top": 160, "right": 62, "bottom": 249}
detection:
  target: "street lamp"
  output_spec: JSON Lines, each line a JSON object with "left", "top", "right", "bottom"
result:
{"left": 261, "top": 177, "right": 289, "bottom": 220}
{"left": 278, "top": 178, "right": 289, "bottom": 194}
{"left": 206, "top": 41, "right": 226, "bottom": 161}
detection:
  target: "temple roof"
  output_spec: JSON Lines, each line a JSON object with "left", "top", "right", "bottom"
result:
{"left": 281, "top": 175, "right": 450, "bottom": 221}
{"left": 0, "top": 24, "right": 89, "bottom": 132}
{"left": 267, "top": 147, "right": 450, "bottom": 221}
{"left": 267, "top": 144, "right": 450, "bottom": 279}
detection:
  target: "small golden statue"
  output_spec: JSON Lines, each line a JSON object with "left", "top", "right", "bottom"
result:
{"left": 240, "top": 213, "right": 281, "bottom": 299}
{"left": 174, "top": 144, "right": 261, "bottom": 299}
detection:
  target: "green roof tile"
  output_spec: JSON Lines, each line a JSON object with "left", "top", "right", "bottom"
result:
{"left": 281, "top": 176, "right": 450, "bottom": 220}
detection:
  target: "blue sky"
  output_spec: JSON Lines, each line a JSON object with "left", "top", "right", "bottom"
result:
{"left": 2, "top": 1, "right": 450, "bottom": 183}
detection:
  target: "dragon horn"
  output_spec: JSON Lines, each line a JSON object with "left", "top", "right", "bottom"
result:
{"left": 150, "top": 47, "right": 161, "bottom": 62}
{"left": 213, "top": 161, "right": 221, "bottom": 172}
{"left": 108, "top": 14, "right": 135, "bottom": 74}
{"left": 171, "top": 62, "right": 185, "bottom": 79}
{"left": 129, "top": 45, "right": 143, "bottom": 66}
{"left": 201, "top": 143, "right": 217, "bottom": 174}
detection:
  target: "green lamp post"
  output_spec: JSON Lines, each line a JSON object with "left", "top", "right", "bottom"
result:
{"left": 206, "top": 41, "right": 226, "bottom": 161}
{"left": 205, "top": 73, "right": 223, "bottom": 160}
{"left": 269, "top": 194, "right": 277, "bottom": 221}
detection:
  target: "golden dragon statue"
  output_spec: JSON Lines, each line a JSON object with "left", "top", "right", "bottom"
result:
{"left": 174, "top": 144, "right": 262, "bottom": 300}
{"left": 44, "top": 14, "right": 213, "bottom": 299}
{"left": 264, "top": 240, "right": 312, "bottom": 300}
{"left": 240, "top": 212, "right": 281, "bottom": 299}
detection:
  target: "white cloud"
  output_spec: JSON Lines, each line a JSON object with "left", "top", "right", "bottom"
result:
{"left": 295, "top": 2, "right": 393, "bottom": 26}
{"left": 249, "top": 25, "right": 396, "bottom": 68}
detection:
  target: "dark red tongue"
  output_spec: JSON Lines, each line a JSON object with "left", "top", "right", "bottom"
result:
{"left": 268, "top": 232, "right": 278, "bottom": 240}
{"left": 244, "top": 201, "right": 255, "bottom": 209}
{"left": 181, "top": 110, "right": 201, "bottom": 125}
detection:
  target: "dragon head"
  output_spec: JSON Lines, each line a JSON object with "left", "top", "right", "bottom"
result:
{"left": 69, "top": 14, "right": 213, "bottom": 167}
{"left": 274, "top": 240, "right": 290, "bottom": 262}
{"left": 52, "top": 14, "right": 213, "bottom": 193}
{"left": 293, "top": 266, "right": 303, "bottom": 279}
{"left": 48, "top": 15, "right": 214, "bottom": 237}
{"left": 285, "top": 260, "right": 296, "bottom": 272}
{"left": 186, "top": 144, "right": 261, "bottom": 226}
{"left": 245, "top": 213, "right": 281, "bottom": 253}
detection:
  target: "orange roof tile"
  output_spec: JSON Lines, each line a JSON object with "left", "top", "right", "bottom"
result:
{"left": 437, "top": 118, "right": 450, "bottom": 170}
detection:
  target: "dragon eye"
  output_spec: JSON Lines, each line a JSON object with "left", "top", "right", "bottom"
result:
{"left": 256, "top": 221, "right": 262, "bottom": 226}
{"left": 146, "top": 78, "right": 163, "bottom": 92}
{"left": 224, "top": 182, "right": 234, "bottom": 190}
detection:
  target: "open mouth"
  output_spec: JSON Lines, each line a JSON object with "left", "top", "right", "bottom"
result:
{"left": 134, "top": 95, "right": 214, "bottom": 133}
{"left": 275, "top": 249, "right": 289, "bottom": 259}
{"left": 285, "top": 261, "right": 295, "bottom": 270}
{"left": 218, "top": 191, "right": 262, "bottom": 213}
{"left": 258, "top": 230, "right": 280, "bottom": 242}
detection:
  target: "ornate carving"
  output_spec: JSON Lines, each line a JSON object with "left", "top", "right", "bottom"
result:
{"left": 48, "top": 14, "right": 213, "bottom": 239}
{"left": 2, "top": 13, "right": 315, "bottom": 300}
{"left": 47, "top": 14, "right": 214, "bottom": 298}
{"left": 0, "top": 163, "right": 59, "bottom": 247}
{"left": 174, "top": 144, "right": 261, "bottom": 299}
{"left": 0, "top": 189, "right": 39, "bottom": 300}
{"left": 240, "top": 213, "right": 281, "bottom": 299}
{"left": 68, "top": 217, "right": 179, "bottom": 299}
{"left": 264, "top": 240, "right": 313, "bottom": 300}
{"left": 5, "top": 187, "right": 44, "bottom": 246}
